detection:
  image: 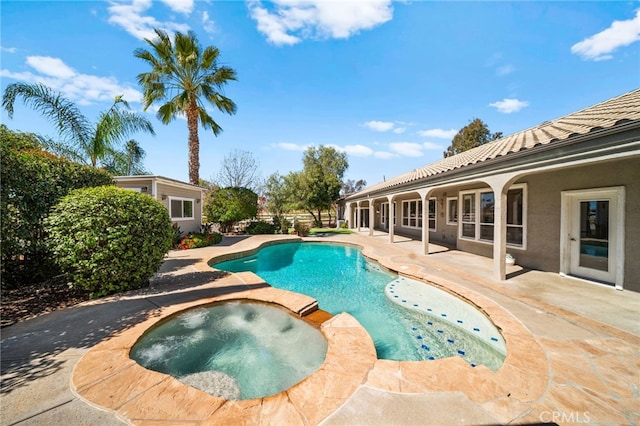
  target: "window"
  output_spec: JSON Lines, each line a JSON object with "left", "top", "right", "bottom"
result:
{"left": 480, "top": 191, "right": 494, "bottom": 241}
{"left": 447, "top": 197, "right": 458, "bottom": 225}
{"left": 428, "top": 198, "right": 436, "bottom": 231}
{"left": 402, "top": 199, "right": 422, "bottom": 228}
{"left": 381, "top": 202, "right": 397, "bottom": 226}
{"left": 169, "top": 197, "right": 194, "bottom": 221}
{"left": 459, "top": 185, "right": 526, "bottom": 247}
{"left": 506, "top": 188, "right": 524, "bottom": 246}
{"left": 461, "top": 193, "right": 475, "bottom": 238}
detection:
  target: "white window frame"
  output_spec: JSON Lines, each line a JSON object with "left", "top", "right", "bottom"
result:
{"left": 458, "top": 184, "right": 527, "bottom": 248}
{"left": 428, "top": 197, "right": 437, "bottom": 231}
{"left": 402, "top": 199, "right": 422, "bottom": 229}
{"left": 169, "top": 196, "right": 195, "bottom": 221}
{"left": 446, "top": 197, "right": 458, "bottom": 225}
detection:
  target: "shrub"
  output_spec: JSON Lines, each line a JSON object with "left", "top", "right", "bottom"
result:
{"left": 175, "top": 232, "right": 222, "bottom": 250}
{"left": 171, "top": 223, "right": 183, "bottom": 246}
{"left": 0, "top": 125, "right": 113, "bottom": 287}
{"left": 203, "top": 186, "right": 258, "bottom": 233}
{"left": 246, "top": 221, "right": 276, "bottom": 235}
{"left": 44, "top": 186, "right": 173, "bottom": 297}
{"left": 294, "top": 222, "right": 310, "bottom": 237}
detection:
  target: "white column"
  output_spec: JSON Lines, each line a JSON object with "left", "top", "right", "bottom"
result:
{"left": 421, "top": 193, "right": 429, "bottom": 255}
{"left": 369, "top": 200, "right": 375, "bottom": 236}
{"left": 344, "top": 204, "right": 352, "bottom": 229}
{"left": 356, "top": 202, "right": 361, "bottom": 232}
{"left": 388, "top": 196, "right": 395, "bottom": 244}
{"left": 487, "top": 175, "right": 516, "bottom": 281}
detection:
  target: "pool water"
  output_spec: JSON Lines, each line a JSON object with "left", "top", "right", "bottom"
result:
{"left": 130, "top": 301, "right": 328, "bottom": 400}
{"left": 213, "top": 242, "right": 506, "bottom": 370}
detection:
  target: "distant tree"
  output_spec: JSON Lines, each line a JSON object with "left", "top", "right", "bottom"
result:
{"left": 204, "top": 186, "right": 258, "bottom": 233}
{"left": 2, "top": 83, "right": 155, "bottom": 167}
{"left": 264, "top": 172, "right": 290, "bottom": 228}
{"left": 299, "top": 146, "right": 348, "bottom": 226}
{"left": 443, "top": 118, "right": 502, "bottom": 158}
{"left": 135, "top": 29, "right": 237, "bottom": 185}
{"left": 341, "top": 179, "right": 367, "bottom": 196}
{"left": 103, "top": 140, "right": 149, "bottom": 175}
{"left": 214, "top": 149, "right": 262, "bottom": 192}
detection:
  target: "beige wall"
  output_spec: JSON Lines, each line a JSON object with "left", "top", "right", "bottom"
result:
{"left": 516, "top": 157, "right": 640, "bottom": 291}
{"left": 156, "top": 182, "right": 203, "bottom": 234}
{"left": 427, "top": 158, "right": 640, "bottom": 291}
{"left": 366, "top": 157, "right": 639, "bottom": 291}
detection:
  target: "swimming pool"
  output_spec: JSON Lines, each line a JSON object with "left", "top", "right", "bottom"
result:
{"left": 212, "top": 242, "right": 506, "bottom": 370}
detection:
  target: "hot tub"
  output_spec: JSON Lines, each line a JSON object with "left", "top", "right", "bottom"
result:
{"left": 129, "top": 301, "right": 328, "bottom": 400}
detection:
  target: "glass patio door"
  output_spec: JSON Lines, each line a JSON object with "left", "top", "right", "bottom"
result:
{"left": 565, "top": 188, "right": 623, "bottom": 287}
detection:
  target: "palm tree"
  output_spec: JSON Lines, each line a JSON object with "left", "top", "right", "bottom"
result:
{"left": 2, "top": 83, "right": 155, "bottom": 167}
{"left": 134, "top": 29, "right": 237, "bottom": 184}
{"left": 103, "top": 139, "right": 148, "bottom": 175}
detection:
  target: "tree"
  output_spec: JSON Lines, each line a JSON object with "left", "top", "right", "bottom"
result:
{"left": 135, "top": 29, "right": 237, "bottom": 185}
{"left": 264, "top": 172, "right": 290, "bottom": 230}
{"left": 103, "top": 140, "right": 149, "bottom": 175}
{"left": 0, "top": 125, "right": 113, "bottom": 287}
{"left": 341, "top": 179, "right": 367, "bottom": 196}
{"left": 443, "top": 118, "right": 502, "bottom": 158}
{"left": 2, "top": 83, "right": 155, "bottom": 167}
{"left": 214, "top": 149, "right": 262, "bottom": 192}
{"left": 204, "top": 187, "right": 258, "bottom": 233}
{"left": 299, "top": 146, "right": 348, "bottom": 226}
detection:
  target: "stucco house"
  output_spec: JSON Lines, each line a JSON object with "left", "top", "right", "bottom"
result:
{"left": 114, "top": 175, "right": 205, "bottom": 234}
{"left": 341, "top": 89, "right": 640, "bottom": 292}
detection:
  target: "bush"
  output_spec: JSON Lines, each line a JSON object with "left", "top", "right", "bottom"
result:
{"left": 175, "top": 232, "right": 222, "bottom": 250}
{"left": 0, "top": 125, "right": 113, "bottom": 287}
{"left": 294, "top": 222, "right": 310, "bottom": 237}
{"left": 203, "top": 186, "right": 258, "bottom": 234}
{"left": 44, "top": 186, "right": 173, "bottom": 297}
{"left": 246, "top": 221, "right": 276, "bottom": 235}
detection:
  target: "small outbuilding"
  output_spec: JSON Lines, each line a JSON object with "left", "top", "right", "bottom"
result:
{"left": 114, "top": 175, "right": 205, "bottom": 234}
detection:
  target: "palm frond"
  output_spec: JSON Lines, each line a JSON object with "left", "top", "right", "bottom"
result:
{"left": 2, "top": 82, "right": 92, "bottom": 146}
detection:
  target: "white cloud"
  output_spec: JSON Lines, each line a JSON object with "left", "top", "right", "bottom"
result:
{"left": 26, "top": 56, "right": 76, "bottom": 79}
{"left": 107, "top": 0, "right": 190, "bottom": 40}
{"left": 339, "top": 144, "right": 374, "bottom": 157}
{"left": 393, "top": 127, "right": 406, "bottom": 134}
{"left": 160, "top": 0, "right": 193, "bottom": 15}
{"left": 389, "top": 142, "right": 424, "bottom": 157}
{"left": 497, "top": 64, "right": 514, "bottom": 76}
{"left": 202, "top": 11, "right": 216, "bottom": 34}
{"left": 417, "top": 128, "right": 457, "bottom": 139}
{"left": 1, "top": 56, "right": 143, "bottom": 106}
{"left": 571, "top": 10, "right": 640, "bottom": 61}
{"left": 1, "top": 46, "right": 17, "bottom": 53}
{"left": 489, "top": 98, "right": 529, "bottom": 114}
{"left": 276, "top": 142, "right": 310, "bottom": 151}
{"left": 364, "top": 120, "right": 395, "bottom": 132}
{"left": 248, "top": 0, "right": 393, "bottom": 46}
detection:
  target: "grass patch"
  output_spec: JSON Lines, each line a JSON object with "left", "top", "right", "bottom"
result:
{"left": 309, "top": 227, "right": 354, "bottom": 235}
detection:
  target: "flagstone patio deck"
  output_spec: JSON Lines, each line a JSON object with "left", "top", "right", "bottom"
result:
{"left": 2, "top": 232, "right": 639, "bottom": 425}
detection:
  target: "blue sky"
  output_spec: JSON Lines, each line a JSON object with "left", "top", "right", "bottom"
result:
{"left": 1, "top": 1, "right": 639, "bottom": 189}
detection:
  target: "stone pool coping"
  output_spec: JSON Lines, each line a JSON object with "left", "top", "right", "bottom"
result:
{"left": 72, "top": 238, "right": 549, "bottom": 425}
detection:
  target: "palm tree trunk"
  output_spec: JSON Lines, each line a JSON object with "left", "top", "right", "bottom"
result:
{"left": 187, "top": 101, "right": 200, "bottom": 185}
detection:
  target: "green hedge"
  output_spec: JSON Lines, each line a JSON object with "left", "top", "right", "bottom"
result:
{"left": 45, "top": 186, "right": 173, "bottom": 297}
{"left": 246, "top": 221, "right": 277, "bottom": 235}
{"left": 0, "top": 125, "right": 113, "bottom": 287}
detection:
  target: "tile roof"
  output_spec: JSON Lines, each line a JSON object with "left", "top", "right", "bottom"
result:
{"left": 349, "top": 88, "right": 640, "bottom": 198}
